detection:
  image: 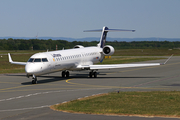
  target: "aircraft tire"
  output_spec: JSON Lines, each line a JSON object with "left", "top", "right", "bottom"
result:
{"left": 62, "top": 71, "right": 66, "bottom": 77}
{"left": 32, "top": 80, "right": 36, "bottom": 84}
{"left": 89, "top": 72, "right": 93, "bottom": 78}
{"left": 94, "top": 72, "right": 97, "bottom": 78}
{"left": 32, "top": 79, "right": 37, "bottom": 84}
{"left": 66, "top": 71, "right": 69, "bottom": 77}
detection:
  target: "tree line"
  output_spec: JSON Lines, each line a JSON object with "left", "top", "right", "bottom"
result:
{"left": 0, "top": 38, "right": 180, "bottom": 50}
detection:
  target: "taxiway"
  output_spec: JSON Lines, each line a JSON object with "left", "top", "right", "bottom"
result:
{"left": 0, "top": 56, "right": 180, "bottom": 120}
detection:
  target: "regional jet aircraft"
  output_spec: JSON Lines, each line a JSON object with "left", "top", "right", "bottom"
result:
{"left": 8, "top": 26, "right": 172, "bottom": 84}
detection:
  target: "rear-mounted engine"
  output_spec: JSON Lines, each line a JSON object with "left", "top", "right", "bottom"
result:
{"left": 102, "top": 45, "right": 114, "bottom": 56}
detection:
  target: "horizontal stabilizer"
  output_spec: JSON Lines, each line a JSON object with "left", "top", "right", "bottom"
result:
{"left": 84, "top": 29, "right": 135, "bottom": 32}
{"left": 84, "top": 26, "right": 135, "bottom": 48}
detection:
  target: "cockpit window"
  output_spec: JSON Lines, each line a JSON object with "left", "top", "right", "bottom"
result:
{"left": 28, "top": 58, "right": 34, "bottom": 62}
{"left": 28, "top": 58, "right": 48, "bottom": 62}
{"left": 34, "top": 58, "right": 41, "bottom": 62}
{"left": 42, "top": 58, "right": 48, "bottom": 62}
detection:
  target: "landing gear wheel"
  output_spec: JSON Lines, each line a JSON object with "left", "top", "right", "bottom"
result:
{"left": 62, "top": 71, "right": 66, "bottom": 77}
{"left": 32, "top": 79, "right": 37, "bottom": 84}
{"left": 94, "top": 72, "right": 97, "bottom": 78}
{"left": 32, "top": 80, "right": 35, "bottom": 84}
{"left": 66, "top": 71, "right": 69, "bottom": 77}
{"left": 62, "top": 71, "right": 70, "bottom": 78}
{"left": 32, "top": 75, "right": 37, "bottom": 84}
{"left": 89, "top": 72, "right": 93, "bottom": 78}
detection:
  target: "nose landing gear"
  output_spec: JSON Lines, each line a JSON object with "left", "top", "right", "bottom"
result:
{"left": 32, "top": 74, "right": 37, "bottom": 84}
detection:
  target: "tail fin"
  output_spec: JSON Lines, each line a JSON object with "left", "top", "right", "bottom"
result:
{"left": 84, "top": 26, "right": 135, "bottom": 48}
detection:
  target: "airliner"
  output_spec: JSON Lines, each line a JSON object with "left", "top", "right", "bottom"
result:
{"left": 8, "top": 26, "right": 171, "bottom": 84}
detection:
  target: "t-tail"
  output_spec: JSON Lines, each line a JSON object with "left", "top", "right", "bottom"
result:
{"left": 84, "top": 26, "right": 135, "bottom": 48}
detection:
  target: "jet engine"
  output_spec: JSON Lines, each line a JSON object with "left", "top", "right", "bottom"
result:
{"left": 102, "top": 45, "right": 115, "bottom": 56}
{"left": 73, "top": 45, "right": 84, "bottom": 49}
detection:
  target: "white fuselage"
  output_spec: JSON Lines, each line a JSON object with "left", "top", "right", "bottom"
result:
{"left": 25, "top": 46, "right": 102, "bottom": 76}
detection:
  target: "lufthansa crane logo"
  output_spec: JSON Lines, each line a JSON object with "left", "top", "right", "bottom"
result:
{"left": 52, "top": 54, "right": 61, "bottom": 62}
{"left": 52, "top": 54, "right": 61, "bottom": 58}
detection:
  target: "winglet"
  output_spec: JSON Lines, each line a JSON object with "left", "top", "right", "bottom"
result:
{"left": 8, "top": 53, "right": 13, "bottom": 63}
{"left": 161, "top": 54, "right": 173, "bottom": 65}
{"left": 8, "top": 53, "right": 27, "bottom": 65}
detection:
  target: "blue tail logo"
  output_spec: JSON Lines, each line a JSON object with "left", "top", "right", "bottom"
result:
{"left": 100, "top": 27, "right": 108, "bottom": 48}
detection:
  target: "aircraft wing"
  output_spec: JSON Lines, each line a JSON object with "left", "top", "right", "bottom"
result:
{"left": 8, "top": 53, "right": 27, "bottom": 65}
{"left": 89, "top": 63, "right": 161, "bottom": 70}
{"left": 77, "top": 55, "right": 173, "bottom": 70}
{"left": 77, "top": 63, "right": 161, "bottom": 70}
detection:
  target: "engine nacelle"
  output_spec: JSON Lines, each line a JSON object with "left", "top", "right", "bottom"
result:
{"left": 73, "top": 45, "right": 84, "bottom": 49}
{"left": 102, "top": 45, "right": 115, "bottom": 56}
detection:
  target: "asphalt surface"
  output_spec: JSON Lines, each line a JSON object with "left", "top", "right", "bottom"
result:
{"left": 0, "top": 56, "right": 180, "bottom": 120}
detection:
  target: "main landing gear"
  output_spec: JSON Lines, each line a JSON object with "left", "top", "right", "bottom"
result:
{"left": 62, "top": 71, "right": 69, "bottom": 78}
{"left": 32, "top": 74, "right": 37, "bottom": 84}
{"left": 89, "top": 70, "right": 97, "bottom": 78}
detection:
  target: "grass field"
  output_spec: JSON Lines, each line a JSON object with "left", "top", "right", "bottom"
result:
{"left": 0, "top": 54, "right": 32, "bottom": 74}
{"left": 51, "top": 91, "right": 180, "bottom": 118}
{"left": 113, "top": 49, "right": 179, "bottom": 56}
{"left": 98, "top": 57, "right": 163, "bottom": 64}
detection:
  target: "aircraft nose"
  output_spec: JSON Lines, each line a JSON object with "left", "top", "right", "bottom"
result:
{"left": 25, "top": 64, "right": 34, "bottom": 74}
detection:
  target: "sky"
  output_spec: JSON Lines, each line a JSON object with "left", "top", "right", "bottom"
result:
{"left": 0, "top": 0, "right": 180, "bottom": 39}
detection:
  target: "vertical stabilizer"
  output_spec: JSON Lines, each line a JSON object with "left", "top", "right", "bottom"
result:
{"left": 84, "top": 26, "right": 135, "bottom": 48}
{"left": 99, "top": 26, "right": 109, "bottom": 48}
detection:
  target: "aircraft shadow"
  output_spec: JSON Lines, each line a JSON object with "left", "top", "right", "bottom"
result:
{"left": 21, "top": 77, "right": 68, "bottom": 85}
{"left": 21, "top": 74, "right": 160, "bottom": 85}
{"left": 6, "top": 74, "right": 26, "bottom": 77}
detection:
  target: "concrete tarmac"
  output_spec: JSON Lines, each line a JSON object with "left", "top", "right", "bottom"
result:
{"left": 0, "top": 56, "right": 180, "bottom": 120}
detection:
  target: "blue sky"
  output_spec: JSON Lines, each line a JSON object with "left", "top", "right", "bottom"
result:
{"left": 0, "top": 0, "right": 180, "bottom": 38}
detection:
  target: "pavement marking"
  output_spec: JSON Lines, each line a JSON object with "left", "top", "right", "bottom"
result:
{"left": 0, "top": 88, "right": 112, "bottom": 103}
{"left": 0, "top": 78, "right": 73, "bottom": 92}
{"left": 0, "top": 92, "right": 106, "bottom": 112}
{"left": 0, "top": 105, "right": 51, "bottom": 112}
{"left": 119, "top": 74, "right": 180, "bottom": 91}
{"left": 66, "top": 79, "right": 167, "bottom": 90}
{"left": 0, "top": 87, "right": 104, "bottom": 93}
{"left": 0, "top": 81, "right": 20, "bottom": 84}
{"left": 0, "top": 85, "right": 32, "bottom": 91}
{"left": 0, "top": 88, "right": 112, "bottom": 112}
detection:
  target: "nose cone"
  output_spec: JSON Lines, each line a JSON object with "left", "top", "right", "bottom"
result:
{"left": 25, "top": 64, "right": 34, "bottom": 74}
